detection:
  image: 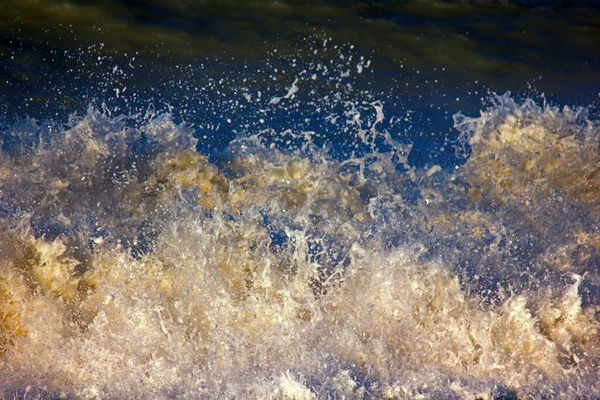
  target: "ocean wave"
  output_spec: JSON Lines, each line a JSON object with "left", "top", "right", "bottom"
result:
{"left": 0, "top": 93, "right": 599, "bottom": 398}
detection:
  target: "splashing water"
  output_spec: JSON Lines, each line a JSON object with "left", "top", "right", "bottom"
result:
{"left": 0, "top": 40, "right": 599, "bottom": 400}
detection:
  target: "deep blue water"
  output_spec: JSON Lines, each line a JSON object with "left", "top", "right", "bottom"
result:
{"left": 1, "top": 1, "right": 599, "bottom": 159}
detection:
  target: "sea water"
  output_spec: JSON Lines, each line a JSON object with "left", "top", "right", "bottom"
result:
{"left": 1, "top": 3, "right": 600, "bottom": 399}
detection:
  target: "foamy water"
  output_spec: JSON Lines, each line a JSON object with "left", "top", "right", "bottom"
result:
{"left": 1, "top": 35, "right": 600, "bottom": 399}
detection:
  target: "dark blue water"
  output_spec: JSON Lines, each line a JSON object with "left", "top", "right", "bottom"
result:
{"left": 1, "top": 1, "right": 598, "bottom": 158}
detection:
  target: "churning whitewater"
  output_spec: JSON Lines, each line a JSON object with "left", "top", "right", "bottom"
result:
{"left": 0, "top": 38, "right": 599, "bottom": 399}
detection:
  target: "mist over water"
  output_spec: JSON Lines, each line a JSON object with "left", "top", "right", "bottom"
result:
{"left": 1, "top": 1, "right": 600, "bottom": 399}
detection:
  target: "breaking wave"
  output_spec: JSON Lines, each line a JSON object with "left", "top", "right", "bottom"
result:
{"left": 0, "top": 43, "right": 599, "bottom": 399}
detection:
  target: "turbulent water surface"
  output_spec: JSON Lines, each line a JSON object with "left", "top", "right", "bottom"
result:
{"left": 1, "top": 1, "right": 600, "bottom": 399}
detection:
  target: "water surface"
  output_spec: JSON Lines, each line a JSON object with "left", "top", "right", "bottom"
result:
{"left": 1, "top": 1, "right": 599, "bottom": 399}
